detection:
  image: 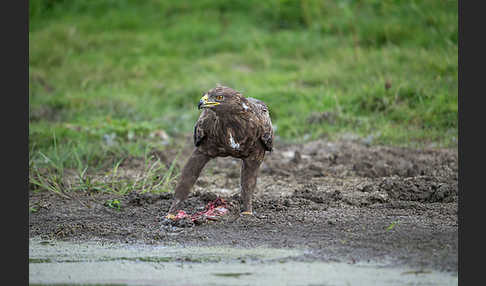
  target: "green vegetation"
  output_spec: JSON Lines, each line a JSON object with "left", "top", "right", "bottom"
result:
{"left": 29, "top": 0, "right": 457, "bottom": 195}
{"left": 386, "top": 220, "right": 399, "bottom": 231}
{"left": 104, "top": 199, "right": 121, "bottom": 211}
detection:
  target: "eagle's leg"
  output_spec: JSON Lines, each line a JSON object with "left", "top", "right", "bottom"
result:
{"left": 167, "top": 148, "right": 210, "bottom": 216}
{"left": 240, "top": 157, "right": 263, "bottom": 215}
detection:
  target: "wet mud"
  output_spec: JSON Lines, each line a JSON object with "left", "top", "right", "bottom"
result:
{"left": 29, "top": 138, "right": 458, "bottom": 273}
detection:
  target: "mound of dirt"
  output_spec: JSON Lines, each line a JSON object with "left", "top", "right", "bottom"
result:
{"left": 292, "top": 183, "right": 343, "bottom": 206}
{"left": 378, "top": 176, "right": 457, "bottom": 203}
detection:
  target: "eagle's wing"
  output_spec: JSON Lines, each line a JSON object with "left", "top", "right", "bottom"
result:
{"left": 193, "top": 114, "right": 206, "bottom": 147}
{"left": 247, "top": 98, "right": 273, "bottom": 152}
{"left": 260, "top": 110, "right": 273, "bottom": 152}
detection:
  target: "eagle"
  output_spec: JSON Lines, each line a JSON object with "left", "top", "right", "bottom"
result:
{"left": 166, "top": 85, "right": 273, "bottom": 218}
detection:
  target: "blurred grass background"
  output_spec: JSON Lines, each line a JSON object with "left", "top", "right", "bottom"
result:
{"left": 29, "top": 0, "right": 457, "bottom": 175}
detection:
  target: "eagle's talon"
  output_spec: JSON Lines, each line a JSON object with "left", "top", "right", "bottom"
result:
{"left": 165, "top": 213, "right": 177, "bottom": 220}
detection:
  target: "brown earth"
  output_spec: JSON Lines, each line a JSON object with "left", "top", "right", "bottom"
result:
{"left": 29, "top": 137, "right": 458, "bottom": 272}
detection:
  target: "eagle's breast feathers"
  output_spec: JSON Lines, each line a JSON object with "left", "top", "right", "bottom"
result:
{"left": 193, "top": 88, "right": 273, "bottom": 159}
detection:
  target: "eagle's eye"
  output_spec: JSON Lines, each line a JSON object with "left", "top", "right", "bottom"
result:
{"left": 216, "top": 95, "right": 224, "bottom": 101}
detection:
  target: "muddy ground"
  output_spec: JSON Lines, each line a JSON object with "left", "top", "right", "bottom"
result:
{"left": 29, "top": 137, "right": 458, "bottom": 273}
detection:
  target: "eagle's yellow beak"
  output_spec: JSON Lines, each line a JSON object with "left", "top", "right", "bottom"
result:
{"left": 198, "top": 94, "right": 220, "bottom": 109}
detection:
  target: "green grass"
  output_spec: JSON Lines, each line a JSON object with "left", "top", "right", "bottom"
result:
{"left": 29, "top": 0, "right": 458, "bottom": 195}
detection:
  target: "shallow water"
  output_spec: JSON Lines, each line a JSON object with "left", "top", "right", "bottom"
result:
{"left": 29, "top": 237, "right": 457, "bottom": 286}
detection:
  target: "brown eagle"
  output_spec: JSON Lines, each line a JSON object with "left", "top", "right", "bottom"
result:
{"left": 166, "top": 85, "right": 273, "bottom": 217}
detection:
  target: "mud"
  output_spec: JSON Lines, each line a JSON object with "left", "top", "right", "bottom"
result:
{"left": 29, "top": 138, "right": 458, "bottom": 273}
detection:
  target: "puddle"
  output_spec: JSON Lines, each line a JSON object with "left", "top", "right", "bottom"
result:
{"left": 29, "top": 237, "right": 457, "bottom": 286}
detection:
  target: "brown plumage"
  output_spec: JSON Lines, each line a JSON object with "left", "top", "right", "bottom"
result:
{"left": 167, "top": 85, "right": 273, "bottom": 217}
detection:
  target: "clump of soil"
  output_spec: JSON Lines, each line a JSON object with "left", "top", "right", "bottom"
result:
{"left": 29, "top": 138, "right": 458, "bottom": 272}
{"left": 292, "top": 183, "right": 343, "bottom": 208}
{"left": 378, "top": 176, "right": 457, "bottom": 203}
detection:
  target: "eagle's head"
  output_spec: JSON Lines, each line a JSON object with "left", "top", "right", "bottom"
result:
{"left": 198, "top": 86, "right": 246, "bottom": 113}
